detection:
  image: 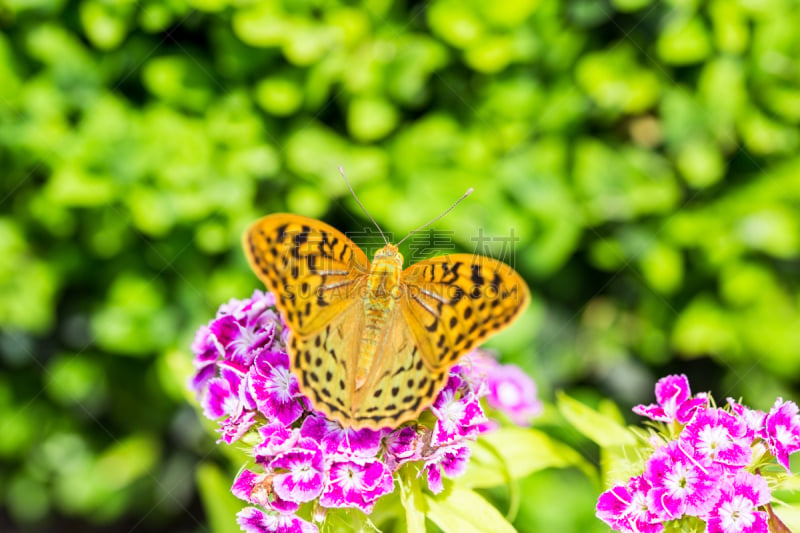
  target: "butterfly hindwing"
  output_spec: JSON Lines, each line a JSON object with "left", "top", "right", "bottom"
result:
{"left": 401, "top": 253, "right": 529, "bottom": 371}
{"left": 349, "top": 308, "right": 451, "bottom": 429}
{"left": 288, "top": 306, "right": 362, "bottom": 425}
{"left": 243, "top": 213, "right": 369, "bottom": 336}
{"left": 289, "top": 302, "right": 445, "bottom": 430}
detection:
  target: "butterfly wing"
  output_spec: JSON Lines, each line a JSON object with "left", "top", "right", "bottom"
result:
{"left": 244, "top": 214, "right": 371, "bottom": 423}
{"left": 345, "top": 253, "right": 529, "bottom": 429}
{"left": 287, "top": 303, "right": 364, "bottom": 426}
{"left": 243, "top": 213, "right": 369, "bottom": 336}
{"left": 400, "top": 253, "right": 529, "bottom": 371}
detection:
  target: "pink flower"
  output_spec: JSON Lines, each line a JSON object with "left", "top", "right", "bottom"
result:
{"left": 643, "top": 441, "right": 721, "bottom": 520}
{"left": 269, "top": 438, "right": 325, "bottom": 503}
{"left": 254, "top": 423, "right": 299, "bottom": 461}
{"left": 430, "top": 377, "right": 487, "bottom": 446}
{"left": 727, "top": 398, "right": 766, "bottom": 440}
{"left": 190, "top": 325, "right": 221, "bottom": 392}
{"left": 236, "top": 507, "right": 317, "bottom": 533}
{"left": 681, "top": 408, "right": 752, "bottom": 469}
{"left": 382, "top": 426, "right": 421, "bottom": 471}
{"left": 633, "top": 374, "right": 707, "bottom": 424}
{"left": 319, "top": 459, "right": 394, "bottom": 513}
{"left": 202, "top": 363, "right": 246, "bottom": 420}
{"left": 220, "top": 411, "right": 258, "bottom": 445}
{"left": 248, "top": 350, "right": 304, "bottom": 426}
{"left": 485, "top": 363, "right": 542, "bottom": 426}
{"left": 597, "top": 374, "right": 798, "bottom": 533}
{"left": 763, "top": 398, "right": 800, "bottom": 471}
{"left": 596, "top": 475, "right": 663, "bottom": 533}
{"left": 231, "top": 470, "right": 298, "bottom": 514}
{"left": 420, "top": 443, "right": 471, "bottom": 495}
{"left": 210, "top": 298, "right": 277, "bottom": 370}
{"left": 706, "top": 471, "right": 770, "bottom": 533}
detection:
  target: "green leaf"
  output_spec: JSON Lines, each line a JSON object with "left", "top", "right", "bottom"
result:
{"left": 92, "top": 434, "right": 160, "bottom": 490}
{"left": 657, "top": 16, "right": 712, "bottom": 65}
{"left": 196, "top": 463, "right": 244, "bottom": 533}
{"left": 557, "top": 391, "right": 637, "bottom": 447}
{"left": 425, "top": 486, "right": 517, "bottom": 533}
{"left": 254, "top": 76, "right": 303, "bottom": 116}
{"left": 461, "top": 427, "right": 594, "bottom": 489}
{"left": 347, "top": 97, "right": 399, "bottom": 141}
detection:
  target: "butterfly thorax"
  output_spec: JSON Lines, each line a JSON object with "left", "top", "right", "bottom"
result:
{"left": 355, "top": 244, "right": 404, "bottom": 389}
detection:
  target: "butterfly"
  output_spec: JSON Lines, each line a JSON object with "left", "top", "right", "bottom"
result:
{"left": 243, "top": 198, "right": 529, "bottom": 430}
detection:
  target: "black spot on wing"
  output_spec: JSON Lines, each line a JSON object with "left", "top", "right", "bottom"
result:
{"left": 294, "top": 225, "right": 310, "bottom": 245}
{"left": 306, "top": 254, "right": 317, "bottom": 273}
{"left": 471, "top": 264, "right": 484, "bottom": 286}
{"left": 449, "top": 286, "right": 464, "bottom": 305}
{"left": 276, "top": 224, "right": 288, "bottom": 242}
{"left": 425, "top": 318, "right": 438, "bottom": 332}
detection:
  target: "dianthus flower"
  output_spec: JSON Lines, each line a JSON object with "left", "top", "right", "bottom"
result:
{"left": 596, "top": 475, "right": 663, "bottom": 533}
{"left": 632, "top": 373, "right": 707, "bottom": 424}
{"left": 597, "top": 374, "right": 800, "bottom": 533}
{"left": 762, "top": 398, "right": 800, "bottom": 472}
{"left": 191, "top": 290, "right": 541, "bottom": 532}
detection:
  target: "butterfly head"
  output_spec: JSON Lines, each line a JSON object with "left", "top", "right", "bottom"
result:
{"left": 373, "top": 244, "right": 404, "bottom": 267}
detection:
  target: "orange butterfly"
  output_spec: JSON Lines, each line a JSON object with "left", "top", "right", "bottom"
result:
{"left": 243, "top": 184, "right": 529, "bottom": 430}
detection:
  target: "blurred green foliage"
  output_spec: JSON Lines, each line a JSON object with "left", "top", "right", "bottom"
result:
{"left": 2, "top": 0, "right": 800, "bottom": 531}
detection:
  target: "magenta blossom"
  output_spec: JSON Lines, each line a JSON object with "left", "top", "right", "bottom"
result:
{"left": 763, "top": 398, "right": 800, "bottom": 471}
{"left": 430, "top": 375, "right": 488, "bottom": 446}
{"left": 382, "top": 426, "right": 421, "bottom": 470}
{"left": 596, "top": 475, "right": 663, "bottom": 533}
{"left": 232, "top": 469, "right": 299, "bottom": 514}
{"left": 237, "top": 507, "right": 317, "bottom": 533}
{"left": 681, "top": 408, "right": 752, "bottom": 469}
{"left": 269, "top": 438, "right": 325, "bottom": 503}
{"left": 299, "top": 414, "right": 384, "bottom": 458}
{"left": 727, "top": 398, "right": 767, "bottom": 441}
{"left": 421, "top": 443, "right": 471, "bottom": 495}
{"left": 644, "top": 440, "right": 721, "bottom": 520}
{"left": 633, "top": 374, "right": 707, "bottom": 424}
{"left": 485, "top": 363, "right": 543, "bottom": 425}
{"left": 319, "top": 459, "right": 394, "bottom": 513}
{"left": 706, "top": 471, "right": 770, "bottom": 533}
{"left": 248, "top": 350, "right": 305, "bottom": 426}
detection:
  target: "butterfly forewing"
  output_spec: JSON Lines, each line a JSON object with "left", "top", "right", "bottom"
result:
{"left": 400, "top": 254, "right": 529, "bottom": 371}
{"left": 243, "top": 214, "right": 369, "bottom": 336}
{"left": 244, "top": 214, "right": 370, "bottom": 426}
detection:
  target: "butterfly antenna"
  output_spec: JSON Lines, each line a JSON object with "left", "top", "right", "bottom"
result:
{"left": 396, "top": 187, "right": 474, "bottom": 246}
{"left": 338, "top": 166, "right": 389, "bottom": 246}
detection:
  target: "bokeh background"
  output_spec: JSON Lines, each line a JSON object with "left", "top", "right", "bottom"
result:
{"left": 3, "top": 0, "right": 800, "bottom": 531}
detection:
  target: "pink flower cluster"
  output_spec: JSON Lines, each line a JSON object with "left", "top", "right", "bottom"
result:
{"left": 597, "top": 374, "right": 800, "bottom": 533}
{"left": 190, "top": 290, "right": 541, "bottom": 533}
